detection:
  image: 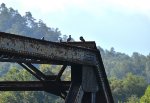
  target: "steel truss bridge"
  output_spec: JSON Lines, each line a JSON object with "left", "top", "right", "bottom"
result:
{"left": 0, "top": 32, "right": 114, "bottom": 103}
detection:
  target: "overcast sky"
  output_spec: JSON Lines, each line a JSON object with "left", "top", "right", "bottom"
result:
{"left": 0, "top": 0, "right": 150, "bottom": 56}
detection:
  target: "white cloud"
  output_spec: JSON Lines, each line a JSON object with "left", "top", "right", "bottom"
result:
{"left": 73, "top": 0, "right": 150, "bottom": 17}
{"left": 0, "top": 0, "right": 69, "bottom": 13}
{"left": 1, "top": 0, "right": 150, "bottom": 17}
{"left": 104, "top": 0, "right": 150, "bottom": 14}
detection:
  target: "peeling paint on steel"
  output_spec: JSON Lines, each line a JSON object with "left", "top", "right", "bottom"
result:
{"left": 0, "top": 34, "right": 97, "bottom": 65}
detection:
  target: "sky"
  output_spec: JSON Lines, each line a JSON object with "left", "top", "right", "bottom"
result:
{"left": 0, "top": 0, "right": 150, "bottom": 56}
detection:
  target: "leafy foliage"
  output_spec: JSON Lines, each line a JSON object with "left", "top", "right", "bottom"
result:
{"left": 140, "top": 85, "right": 150, "bottom": 103}
{"left": 125, "top": 95, "right": 139, "bottom": 103}
{"left": 110, "top": 73, "right": 147, "bottom": 102}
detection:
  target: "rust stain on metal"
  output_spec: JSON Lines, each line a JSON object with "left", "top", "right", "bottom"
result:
{"left": 0, "top": 33, "right": 97, "bottom": 65}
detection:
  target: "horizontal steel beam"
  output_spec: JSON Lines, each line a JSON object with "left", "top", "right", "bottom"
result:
{"left": 0, "top": 58, "right": 68, "bottom": 64}
{"left": 0, "top": 81, "right": 70, "bottom": 91}
{"left": 61, "top": 42, "right": 97, "bottom": 49}
{"left": 0, "top": 32, "right": 97, "bottom": 65}
{"left": 0, "top": 81, "right": 70, "bottom": 98}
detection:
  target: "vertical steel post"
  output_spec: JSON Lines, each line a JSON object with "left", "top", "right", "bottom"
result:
{"left": 65, "top": 65, "right": 82, "bottom": 103}
{"left": 91, "top": 92, "right": 96, "bottom": 103}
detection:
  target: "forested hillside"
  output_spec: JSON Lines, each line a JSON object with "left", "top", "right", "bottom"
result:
{"left": 0, "top": 3, "right": 150, "bottom": 103}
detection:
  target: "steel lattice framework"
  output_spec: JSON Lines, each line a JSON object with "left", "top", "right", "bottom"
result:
{"left": 0, "top": 32, "right": 114, "bottom": 103}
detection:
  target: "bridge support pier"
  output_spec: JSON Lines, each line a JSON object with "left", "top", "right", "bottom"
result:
{"left": 65, "top": 65, "right": 108, "bottom": 103}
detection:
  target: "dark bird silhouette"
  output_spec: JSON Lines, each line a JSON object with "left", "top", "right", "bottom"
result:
{"left": 80, "top": 36, "right": 85, "bottom": 42}
{"left": 60, "top": 38, "right": 62, "bottom": 42}
{"left": 58, "top": 37, "right": 62, "bottom": 42}
{"left": 41, "top": 37, "right": 44, "bottom": 40}
{"left": 67, "top": 35, "right": 71, "bottom": 42}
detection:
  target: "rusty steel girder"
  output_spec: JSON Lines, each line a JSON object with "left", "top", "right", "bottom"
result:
{"left": 0, "top": 81, "right": 70, "bottom": 98}
{"left": 0, "top": 32, "right": 97, "bottom": 66}
{"left": 0, "top": 32, "right": 114, "bottom": 103}
{"left": 0, "top": 81, "right": 70, "bottom": 91}
{"left": 61, "top": 42, "right": 97, "bottom": 49}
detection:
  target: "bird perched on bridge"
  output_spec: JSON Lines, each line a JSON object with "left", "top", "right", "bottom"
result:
{"left": 80, "top": 36, "right": 85, "bottom": 42}
{"left": 41, "top": 37, "right": 44, "bottom": 40}
{"left": 67, "top": 35, "right": 72, "bottom": 42}
{"left": 58, "top": 37, "right": 62, "bottom": 42}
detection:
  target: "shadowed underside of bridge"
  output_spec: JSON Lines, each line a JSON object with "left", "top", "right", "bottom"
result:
{"left": 0, "top": 32, "right": 114, "bottom": 103}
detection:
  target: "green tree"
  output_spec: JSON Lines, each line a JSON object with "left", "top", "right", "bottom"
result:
{"left": 110, "top": 73, "right": 147, "bottom": 102}
{"left": 125, "top": 95, "right": 139, "bottom": 103}
{"left": 140, "top": 85, "right": 150, "bottom": 103}
{"left": 145, "top": 54, "right": 150, "bottom": 83}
